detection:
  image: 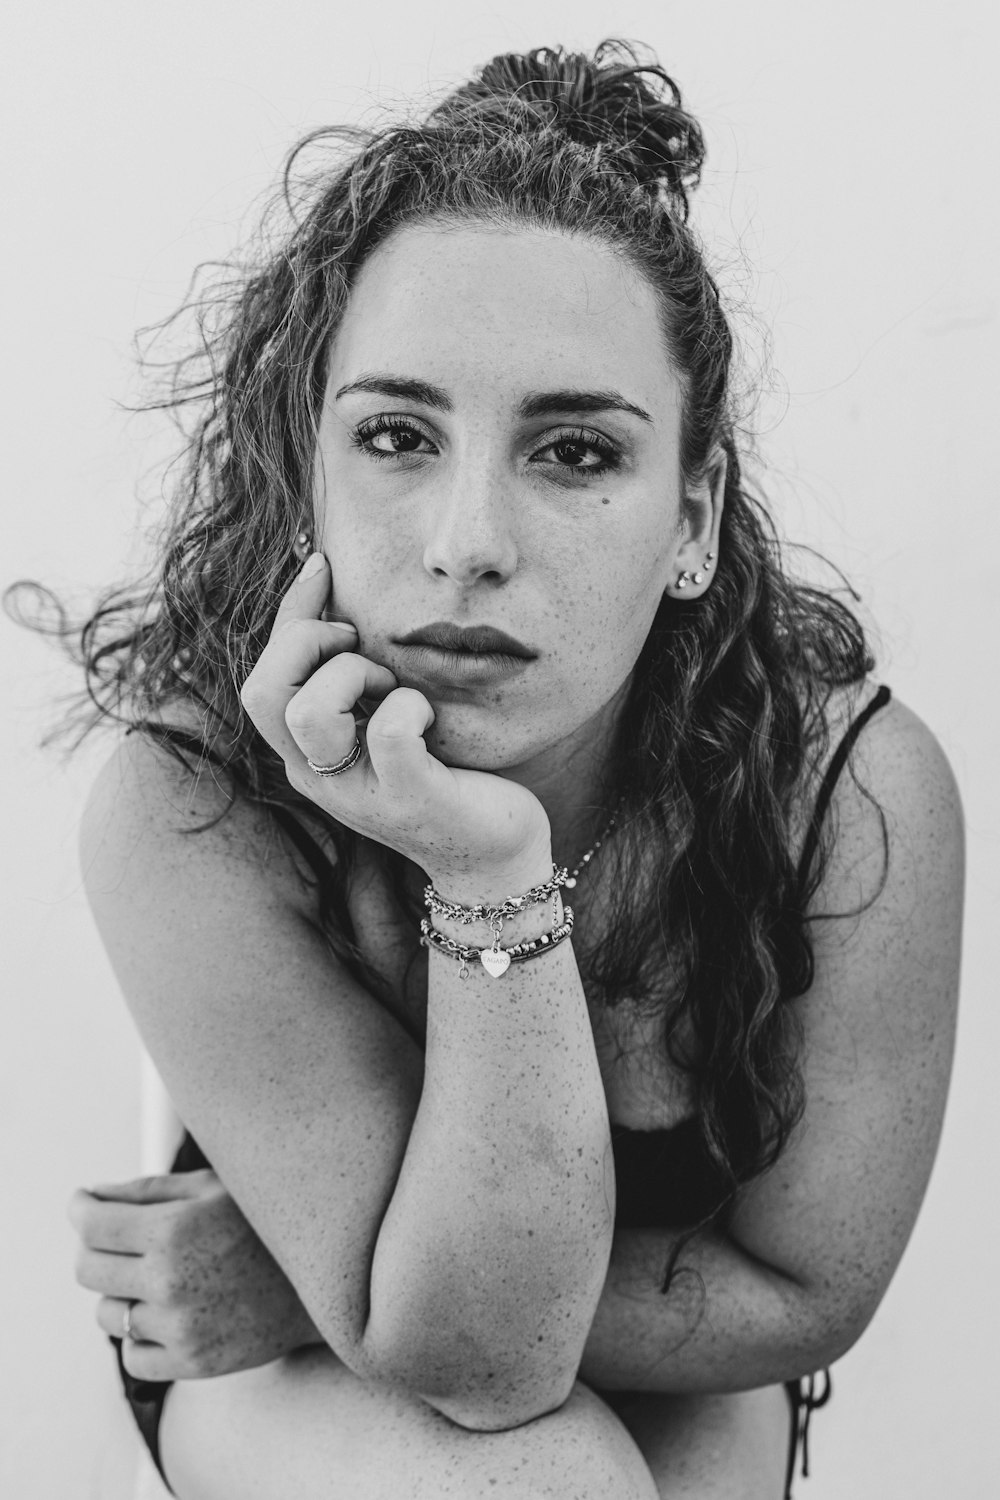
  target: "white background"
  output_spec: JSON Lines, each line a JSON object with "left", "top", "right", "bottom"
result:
{"left": 1, "top": 2, "right": 997, "bottom": 1496}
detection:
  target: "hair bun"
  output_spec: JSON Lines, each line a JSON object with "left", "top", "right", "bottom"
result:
{"left": 435, "top": 39, "right": 705, "bottom": 219}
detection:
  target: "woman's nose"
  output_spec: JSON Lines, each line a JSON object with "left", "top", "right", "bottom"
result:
{"left": 421, "top": 469, "right": 519, "bottom": 587}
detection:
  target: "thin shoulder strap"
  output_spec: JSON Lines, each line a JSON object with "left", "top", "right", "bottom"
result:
{"left": 796, "top": 684, "right": 892, "bottom": 889}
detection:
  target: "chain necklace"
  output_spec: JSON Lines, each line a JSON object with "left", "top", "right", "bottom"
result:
{"left": 563, "top": 807, "right": 618, "bottom": 889}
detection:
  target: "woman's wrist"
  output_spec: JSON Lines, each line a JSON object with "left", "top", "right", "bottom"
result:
{"left": 427, "top": 891, "right": 566, "bottom": 953}
{"left": 425, "top": 824, "right": 554, "bottom": 909}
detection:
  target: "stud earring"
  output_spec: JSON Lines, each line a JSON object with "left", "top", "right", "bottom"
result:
{"left": 293, "top": 528, "right": 313, "bottom": 561}
{"left": 676, "top": 570, "right": 692, "bottom": 589}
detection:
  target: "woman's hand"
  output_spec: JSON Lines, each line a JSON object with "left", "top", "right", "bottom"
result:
{"left": 68, "top": 1170, "right": 321, "bottom": 1381}
{"left": 240, "top": 554, "right": 551, "bottom": 895}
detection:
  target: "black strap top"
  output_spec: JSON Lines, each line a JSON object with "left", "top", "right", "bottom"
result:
{"left": 172, "top": 685, "right": 893, "bottom": 1231}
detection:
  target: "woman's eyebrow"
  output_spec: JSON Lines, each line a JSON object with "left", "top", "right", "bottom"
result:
{"left": 334, "top": 374, "right": 653, "bottom": 424}
{"left": 335, "top": 375, "right": 451, "bottom": 411}
{"left": 517, "top": 390, "right": 653, "bottom": 424}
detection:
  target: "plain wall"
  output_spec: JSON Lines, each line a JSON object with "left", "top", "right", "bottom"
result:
{"left": 2, "top": 2, "right": 997, "bottom": 1495}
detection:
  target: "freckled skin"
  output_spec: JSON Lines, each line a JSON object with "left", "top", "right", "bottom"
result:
{"left": 314, "top": 223, "right": 718, "bottom": 778}
{"left": 77, "top": 215, "right": 963, "bottom": 1500}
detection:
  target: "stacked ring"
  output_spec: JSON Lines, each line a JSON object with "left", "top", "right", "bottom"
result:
{"left": 306, "top": 740, "right": 362, "bottom": 777}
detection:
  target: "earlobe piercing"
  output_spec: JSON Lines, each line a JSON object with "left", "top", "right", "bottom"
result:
{"left": 675, "top": 552, "right": 716, "bottom": 589}
{"left": 293, "top": 528, "right": 313, "bottom": 561}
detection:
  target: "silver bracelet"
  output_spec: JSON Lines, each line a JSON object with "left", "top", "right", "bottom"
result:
{"left": 419, "top": 906, "right": 575, "bottom": 980}
{"left": 422, "top": 865, "right": 569, "bottom": 926}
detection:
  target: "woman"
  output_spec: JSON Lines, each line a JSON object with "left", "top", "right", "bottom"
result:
{"left": 64, "top": 40, "right": 963, "bottom": 1500}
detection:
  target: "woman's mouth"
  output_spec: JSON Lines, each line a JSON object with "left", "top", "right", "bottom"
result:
{"left": 392, "top": 622, "right": 538, "bottom": 690}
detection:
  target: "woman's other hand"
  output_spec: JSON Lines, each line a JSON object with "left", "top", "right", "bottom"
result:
{"left": 68, "top": 1170, "right": 321, "bottom": 1381}
{"left": 240, "top": 553, "right": 551, "bottom": 894}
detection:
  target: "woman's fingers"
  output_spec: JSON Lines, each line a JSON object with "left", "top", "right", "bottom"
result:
{"left": 283, "top": 653, "right": 398, "bottom": 773}
{"left": 69, "top": 1186, "right": 182, "bottom": 1253}
{"left": 364, "top": 687, "right": 440, "bottom": 787}
{"left": 87, "top": 1170, "right": 218, "bottom": 1206}
{"left": 75, "top": 1246, "right": 146, "bottom": 1299}
{"left": 242, "top": 553, "right": 443, "bottom": 807}
{"left": 96, "top": 1294, "right": 162, "bottom": 1346}
{"left": 242, "top": 620, "right": 366, "bottom": 762}
{"left": 271, "top": 550, "right": 331, "bottom": 629}
{"left": 99, "top": 1298, "right": 184, "bottom": 1381}
{"left": 240, "top": 552, "right": 378, "bottom": 763}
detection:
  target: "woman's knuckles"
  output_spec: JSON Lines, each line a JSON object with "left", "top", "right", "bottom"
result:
{"left": 238, "top": 671, "right": 268, "bottom": 720}
{"left": 283, "top": 692, "right": 349, "bottom": 744}
{"left": 366, "top": 687, "right": 434, "bottom": 741}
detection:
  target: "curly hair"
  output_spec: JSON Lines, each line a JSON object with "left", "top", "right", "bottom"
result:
{"left": 12, "top": 40, "right": 880, "bottom": 1262}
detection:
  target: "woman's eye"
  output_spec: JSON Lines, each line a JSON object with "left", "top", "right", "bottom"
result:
{"left": 353, "top": 418, "right": 436, "bottom": 459}
{"left": 533, "top": 431, "right": 619, "bottom": 476}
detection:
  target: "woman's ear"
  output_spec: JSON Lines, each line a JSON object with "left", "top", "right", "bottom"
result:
{"left": 665, "top": 445, "right": 727, "bottom": 598}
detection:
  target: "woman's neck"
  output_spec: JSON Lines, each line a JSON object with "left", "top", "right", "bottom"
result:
{"left": 496, "top": 686, "right": 626, "bottom": 868}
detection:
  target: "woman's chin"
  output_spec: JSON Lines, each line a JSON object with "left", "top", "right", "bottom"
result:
{"left": 422, "top": 710, "right": 537, "bottom": 773}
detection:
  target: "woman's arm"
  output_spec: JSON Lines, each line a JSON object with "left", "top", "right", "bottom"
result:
{"left": 81, "top": 565, "right": 613, "bottom": 1429}
{"left": 580, "top": 696, "right": 963, "bottom": 1392}
{"left": 71, "top": 1168, "right": 325, "bottom": 1376}
{"left": 79, "top": 691, "right": 960, "bottom": 1401}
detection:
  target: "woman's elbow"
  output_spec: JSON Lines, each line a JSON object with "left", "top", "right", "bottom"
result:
{"left": 420, "top": 1370, "right": 578, "bottom": 1433}
{"left": 359, "top": 1317, "right": 581, "bottom": 1431}
{"left": 792, "top": 1282, "right": 886, "bottom": 1376}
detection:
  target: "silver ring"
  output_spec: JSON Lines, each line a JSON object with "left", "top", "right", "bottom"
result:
{"left": 306, "top": 740, "right": 362, "bottom": 777}
{"left": 122, "top": 1300, "right": 136, "bottom": 1341}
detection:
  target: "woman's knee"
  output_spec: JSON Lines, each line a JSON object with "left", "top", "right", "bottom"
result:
{"left": 479, "top": 1380, "right": 660, "bottom": 1500}
{"left": 161, "top": 1355, "right": 659, "bottom": 1500}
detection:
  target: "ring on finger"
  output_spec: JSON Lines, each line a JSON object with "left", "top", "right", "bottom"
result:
{"left": 307, "top": 740, "right": 362, "bottom": 777}
{"left": 121, "top": 1299, "right": 137, "bottom": 1342}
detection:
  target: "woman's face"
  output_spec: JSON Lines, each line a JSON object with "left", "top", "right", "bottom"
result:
{"left": 314, "top": 221, "right": 721, "bottom": 772}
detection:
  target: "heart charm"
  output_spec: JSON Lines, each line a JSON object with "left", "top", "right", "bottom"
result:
{"left": 480, "top": 946, "right": 512, "bottom": 979}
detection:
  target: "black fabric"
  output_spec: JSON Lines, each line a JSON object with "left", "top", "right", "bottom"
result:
{"left": 785, "top": 1370, "right": 834, "bottom": 1497}
{"left": 611, "top": 1116, "right": 731, "bottom": 1229}
{"left": 115, "top": 686, "right": 890, "bottom": 1491}
{"left": 112, "top": 1335, "right": 171, "bottom": 1484}
{"left": 796, "top": 684, "right": 891, "bottom": 893}
{"left": 110, "top": 1133, "right": 210, "bottom": 1494}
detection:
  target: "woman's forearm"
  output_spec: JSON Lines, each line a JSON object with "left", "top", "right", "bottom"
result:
{"left": 360, "top": 865, "right": 614, "bottom": 1427}
{"left": 579, "top": 1226, "right": 870, "bottom": 1395}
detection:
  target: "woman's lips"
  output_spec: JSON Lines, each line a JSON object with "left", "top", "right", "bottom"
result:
{"left": 396, "top": 622, "right": 537, "bottom": 657}
{"left": 393, "top": 642, "right": 533, "bottom": 689}
{"left": 391, "top": 622, "right": 538, "bottom": 691}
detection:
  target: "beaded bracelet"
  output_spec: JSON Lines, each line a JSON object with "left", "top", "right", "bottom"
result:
{"left": 420, "top": 906, "right": 575, "bottom": 980}
{"left": 422, "top": 865, "right": 569, "bottom": 926}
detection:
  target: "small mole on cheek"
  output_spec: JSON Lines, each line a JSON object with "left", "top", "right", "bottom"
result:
{"left": 601, "top": 497, "right": 611, "bottom": 506}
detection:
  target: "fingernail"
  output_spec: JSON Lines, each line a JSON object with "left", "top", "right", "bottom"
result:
{"left": 300, "top": 551, "right": 326, "bottom": 578}
{"left": 327, "top": 620, "right": 357, "bottom": 633}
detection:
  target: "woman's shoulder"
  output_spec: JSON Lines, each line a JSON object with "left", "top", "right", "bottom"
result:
{"left": 79, "top": 719, "right": 317, "bottom": 921}
{"left": 815, "top": 680, "right": 960, "bottom": 816}
{"left": 800, "top": 678, "right": 964, "bottom": 910}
